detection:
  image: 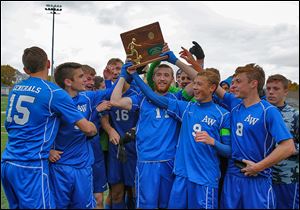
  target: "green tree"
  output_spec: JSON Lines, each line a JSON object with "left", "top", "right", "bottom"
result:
{"left": 1, "top": 65, "right": 16, "bottom": 86}
{"left": 288, "top": 80, "right": 299, "bottom": 91}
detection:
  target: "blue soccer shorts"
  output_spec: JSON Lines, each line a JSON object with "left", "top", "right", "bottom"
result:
{"left": 220, "top": 173, "right": 276, "bottom": 209}
{"left": 108, "top": 147, "right": 136, "bottom": 187}
{"left": 1, "top": 160, "right": 55, "bottom": 209}
{"left": 49, "top": 164, "right": 95, "bottom": 209}
{"left": 168, "top": 175, "right": 218, "bottom": 209}
{"left": 273, "top": 182, "right": 299, "bottom": 209}
{"left": 92, "top": 159, "right": 108, "bottom": 193}
{"left": 135, "top": 159, "right": 174, "bottom": 209}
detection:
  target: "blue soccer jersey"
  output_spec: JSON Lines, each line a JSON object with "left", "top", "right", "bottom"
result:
{"left": 168, "top": 100, "right": 231, "bottom": 188}
{"left": 129, "top": 92, "right": 181, "bottom": 161}
{"left": 2, "top": 77, "right": 84, "bottom": 161}
{"left": 224, "top": 97, "right": 293, "bottom": 178}
{"left": 108, "top": 87, "right": 139, "bottom": 158}
{"left": 52, "top": 90, "right": 109, "bottom": 168}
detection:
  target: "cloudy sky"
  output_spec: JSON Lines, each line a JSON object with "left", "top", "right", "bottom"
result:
{"left": 1, "top": 1, "right": 299, "bottom": 82}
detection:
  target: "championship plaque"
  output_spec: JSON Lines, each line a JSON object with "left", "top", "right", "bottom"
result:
{"left": 120, "top": 22, "right": 168, "bottom": 74}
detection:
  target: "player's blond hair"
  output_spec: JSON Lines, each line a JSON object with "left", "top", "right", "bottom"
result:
{"left": 235, "top": 63, "right": 265, "bottom": 93}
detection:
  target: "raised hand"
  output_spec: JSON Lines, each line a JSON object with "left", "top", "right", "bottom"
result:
{"left": 180, "top": 46, "right": 203, "bottom": 72}
{"left": 179, "top": 47, "right": 197, "bottom": 65}
{"left": 189, "top": 41, "right": 205, "bottom": 59}
{"left": 162, "top": 43, "right": 170, "bottom": 53}
{"left": 120, "top": 62, "right": 134, "bottom": 83}
{"left": 103, "top": 65, "right": 114, "bottom": 80}
{"left": 159, "top": 43, "right": 178, "bottom": 65}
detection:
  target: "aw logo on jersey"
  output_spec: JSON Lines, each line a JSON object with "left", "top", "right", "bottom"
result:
{"left": 244, "top": 114, "right": 259, "bottom": 125}
{"left": 77, "top": 104, "right": 87, "bottom": 113}
{"left": 201, "top": 115, "right": 216, "bottom": 126}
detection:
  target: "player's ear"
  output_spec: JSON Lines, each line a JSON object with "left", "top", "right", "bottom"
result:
{"left": 23, "top": 67, "right": 31, "bottom": 74}
{"left": 210, "top": 83, "right": 217, "bottom": 93}
{"left": 250, "top": 80, "right": 258, "bottom": 89}
{"left": 47, "top": 60, "right": 51, "bottom": 69}
{"left": 283, "top": 87, "right": 289, "bottom": 97}
{"left": 64, "top": 78, "right": 72, "bottom": 87}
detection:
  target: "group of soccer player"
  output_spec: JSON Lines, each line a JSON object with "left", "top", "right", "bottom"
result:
{"left": 1, "top": 41, "right": 298, "bottom": 209}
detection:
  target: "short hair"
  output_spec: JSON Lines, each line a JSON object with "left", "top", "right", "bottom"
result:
{"left": 235, "top": 63, "right": 265, "bottom": 92}
{"left": 81, "top": 64, "right": 96, "bottom": 76}
{"left": 176, "top": 69, "right": 183, "bottom": 77}
{"left": 267, "top": 74, "right": 289, "bottom": 89}
{"left": 94, "top": 76, "right": 104, "bottom": 89}
{"left": 107, "top": 58, "right": 124, "bottom": 66}
{"left": 197, "top": 70, "right": 220, "bottom": 88}
{"left": 153, "top": 64, "right": 174, "bottom": 77}
{"left": 205, "top": 68, "right": 221, "bottom": 82}
{"left": 22, "top": 46, "right": 48, "bottom": 73}
{"left": 54, "top": 62, "right": 82, "bottom": 89}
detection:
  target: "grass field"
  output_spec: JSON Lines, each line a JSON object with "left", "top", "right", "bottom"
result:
{"left": 1, "top": 95, "right": 8, "bottom": 209}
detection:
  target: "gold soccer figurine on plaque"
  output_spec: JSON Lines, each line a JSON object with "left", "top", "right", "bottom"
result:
{"left": 120, "top": 22, "right": 168, "bottom": 74}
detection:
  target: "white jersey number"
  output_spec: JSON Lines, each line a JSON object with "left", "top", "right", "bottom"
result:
{"left": 192, "top": 123, "right": 202, "bottom": 137}
{"left": 115, "top": 110, "right": 129, "bottom": 121}
{"left": 155, "top": 108, "right": 169, "bottom": 119}
{"left": 6, "top": 94, "right": 35, "bottom": 125}
{"left": 236, "top": 122, "right": 243, "bottom": 136}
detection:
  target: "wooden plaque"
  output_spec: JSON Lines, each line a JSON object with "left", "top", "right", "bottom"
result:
{"left": 120, "top": 22, "right": 168, "bottom": 73}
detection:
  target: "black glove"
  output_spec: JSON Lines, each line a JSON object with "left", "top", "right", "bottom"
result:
{"left": 117, "top": 143, "right": 127, "bottom": 163}
{"left": 189, "top": 41, "right": 205, "bottom": 59}
{"left": 120, "top": 128, "right": 136, "bottom": 144}
{"left": 136, "top": 65, "right": 147, "bottom": 75}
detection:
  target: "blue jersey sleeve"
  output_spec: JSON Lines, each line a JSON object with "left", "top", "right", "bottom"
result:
{"left": 223, "top": 92, "right": 242, "bottom": 111}
{"left": 266, "top": 106, "right": 293, "bottom": 144}
{"left": 51, "top": 89, "right": 84, "bottom": 123}
{"left": 215, "top": 112, "right": 231, "bottom": 157}
{"left": 87, "top": 90, "right": 109, "bottom": 108}
{"left": 129, "top": 93, "right": 143, "bottom": 112}
{"left": 167, "top": 99, "right": 189, "bottom": 121}
{"left": 105, "top": 80, "right": 112, "bottom": 88}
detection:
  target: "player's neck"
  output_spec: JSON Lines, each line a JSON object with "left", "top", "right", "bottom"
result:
{"left": 155, "top": 90, "right": 168, "bottom": 96}
{"left": 65, "top": 88, "right": 78, "bottom": 98}
{"left": 274, "top": 99, "right": 285, "bottom": 108}
{"left": 29, "top": 70, "right": 48, "bottom": 80}
{"left": 198, "top": 95, "right": 212, "bottom": 103}
{"left": 243, "top": 93, "right": 261, "bottom": 107}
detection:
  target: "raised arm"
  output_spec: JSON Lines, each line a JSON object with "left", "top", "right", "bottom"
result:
{"left": 214, "top": 85, "right": 227, "bottom": 99}
{"left": 110, "top": 63, "right": 133, "bottom": 110}
{"left": 160, "top": 44, "right": 198, "bottom": 80}
{"left": 179, "top": 47, "right": 203, "bottom": 72}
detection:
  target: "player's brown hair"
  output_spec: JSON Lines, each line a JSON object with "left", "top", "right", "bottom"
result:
{"left": 81, "top": 64, "right": 96, "bottom": 76}
{"left": 22, "top": 46, "right": 48, "bottom": 73}
{"left": 107, "top": 58, "right": 124, "bottom": 66}
{"left": 235, "top": 63, "right": 265, "bottom": 92}
{"left": 54, "top": 62, "right": 82, "bottom": 89}
{"left": 267, "top": 74, "right": 289, "bottom": 89}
